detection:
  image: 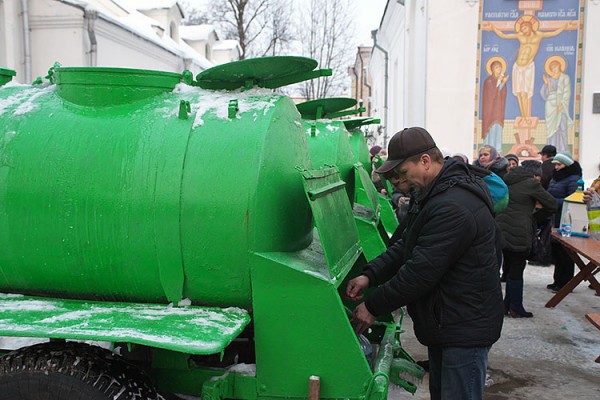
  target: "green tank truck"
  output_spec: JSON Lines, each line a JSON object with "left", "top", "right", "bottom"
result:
{"left": 0, "top": 57, "right": 422, "bottom": 399}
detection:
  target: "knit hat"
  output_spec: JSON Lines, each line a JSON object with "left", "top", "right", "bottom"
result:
{"left": 505, "top": 153, "right": 519, "bottom": 164}
{"left": 552, "top": 151, "right": 574, "bottom": 167}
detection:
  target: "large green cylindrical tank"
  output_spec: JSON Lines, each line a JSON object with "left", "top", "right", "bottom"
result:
{"left": 304, "top": 120, "right": 356, "bottom": 200}
{"left": 0, "top": 66, "right": 313, "bottom": 307}
{"left": 347, "top": 123, "right": 373, "bottom": 173}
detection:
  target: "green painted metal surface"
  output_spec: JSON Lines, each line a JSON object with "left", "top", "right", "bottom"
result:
{"left": 296, "top": 97, "right": 357, "bottom": 119}
{"left": 196, "top": 56, "right": 332, "bottom": 90}
{"left": 0, "top": 65, "right": 312, "bottom": 307}
{"left": 0, "top": 293, "right": 250, "bottom": 355}
{"left": 304, "top": 119, "right": 356, "bottom": 201}
{"left": 301, "top": 109, "right": 395, "bottom": 259}
{"left": 299, "top": 167, "right": 361, "bottom": 279}
{"left": 0, "top": 68, "right": 15, "bottom": 86}
{"left": 0, "top": 57, "right": 419, "bottom": 399}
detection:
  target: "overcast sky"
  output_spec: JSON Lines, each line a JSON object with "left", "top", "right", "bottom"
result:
{"left": 352, "top": 0, "right": 387, "bottom": 46}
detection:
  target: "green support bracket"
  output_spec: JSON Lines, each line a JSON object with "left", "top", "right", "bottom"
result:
{"left": 315, "top": 105, "right": 324, "bottom": 120}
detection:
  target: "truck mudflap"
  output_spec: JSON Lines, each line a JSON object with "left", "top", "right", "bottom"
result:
{"left": 0, "top": 293, "right": 250, "bottom": 355}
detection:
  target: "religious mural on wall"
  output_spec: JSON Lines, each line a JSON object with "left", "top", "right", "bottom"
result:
{"left": 475, "top": 0, "right": 585, "bottom": 159}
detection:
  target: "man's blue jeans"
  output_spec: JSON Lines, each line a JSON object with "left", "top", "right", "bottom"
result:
{"left": 428, "top": 346, "right": 490, "bottom": 400}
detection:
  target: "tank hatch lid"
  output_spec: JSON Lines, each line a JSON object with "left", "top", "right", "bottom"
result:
{"left": 0, "top": 67, "right": 16, "bottom": 86}
{"left": 342, "top": 117, "right": 381, "bottom": 130}
{"left": 195, "top": 56, "right": 332, "bottom": 90}
{"left": 0, "top": 294, "right": 250, "bottom": 355}
{"left": 297, "top": 97, "right": 365, "bottom": 120}
{"left": 55, "top": 67, "right": 182, "bottom": 107}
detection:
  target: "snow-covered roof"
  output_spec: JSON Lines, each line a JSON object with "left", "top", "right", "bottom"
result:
{"left": 58, "top": 0, "right": 211, "bottom": 69}
{"left": 131, "top": 0, "right": 178, "bottom": 10}
{"left": 180, "top": 24, "right": 218, "bottom": 41}
{"left": 213, "top": 40, "right": 240, "bottom": 51}
{"left": 126, "top": 0, "right": 184, "bottom": 18}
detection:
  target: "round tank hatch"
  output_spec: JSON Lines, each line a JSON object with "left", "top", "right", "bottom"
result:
{"left": 0, "top": 67, "right": 16, "bottom": 86}
{"left": 296, "top": 97, "right": 357, "bottom": 119}
{"left": 195, "top": 56, "right": 319, "bottom": 90}
{"left": 54, "top": 67, "right": 182, "bottom": 107}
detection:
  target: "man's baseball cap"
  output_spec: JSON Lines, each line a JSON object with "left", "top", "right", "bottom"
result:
{"left": 538, "top": 145, "right": 557, "bottom": 156}
{"left": 376, "top": 127, "right": 437, "bottom": 174}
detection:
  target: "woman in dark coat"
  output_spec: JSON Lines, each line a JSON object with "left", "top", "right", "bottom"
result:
{"left": 474, "top": 145, "right": 509, "bottom": 179}
{"left": 496, "top": 166, "right": 557, "bottom": 317}
{"left": 546, "top": 152, "right": 583, "bottom": 291}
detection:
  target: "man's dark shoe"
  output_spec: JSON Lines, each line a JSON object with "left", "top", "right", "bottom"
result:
{"left": 551, "top": 285, "right": 564, "bottom": 293}
{"left": 547, "top": 283, "right": 558, "bottom": 290}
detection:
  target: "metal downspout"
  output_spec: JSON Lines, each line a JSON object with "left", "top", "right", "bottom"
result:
{"left": 21, "top": 0, "right": 31, "bottom": 82}
{"left": 358, "top": 50, "right": 373, "bottom": 116}
{"left": 349, "top": 65, "right": 359, "bottom": 103}
{"left": 371, "top": 29, "right": 389, "bottom": 147}
{"left": 84, "top": 7, "right": 98, "bottom": 67}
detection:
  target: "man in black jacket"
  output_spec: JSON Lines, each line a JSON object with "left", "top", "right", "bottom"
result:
{"left": 346, "top": 127, "right": 503, "bottom": 400}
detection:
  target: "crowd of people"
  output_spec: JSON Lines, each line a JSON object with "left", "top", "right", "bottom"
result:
{"left": 358, "top": 130, "right": 599, "bottom": 399}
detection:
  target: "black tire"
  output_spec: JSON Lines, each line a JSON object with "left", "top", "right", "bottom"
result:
{"left": 0, "top": 341, "right": 164, "bottom": 400}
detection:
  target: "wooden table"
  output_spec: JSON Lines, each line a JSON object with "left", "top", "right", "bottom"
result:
{"left": 585, "top": 313, "right": 600, "bottom": 363}
{"left": 545, "top": 231, "right": 600, "bottom": 308}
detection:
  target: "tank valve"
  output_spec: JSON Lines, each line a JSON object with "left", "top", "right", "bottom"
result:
{"left": 178, "top": 100, "right": 191, "bottom": 120}
{"left": 228, "top": 99, "right": 239, "bottom": 119}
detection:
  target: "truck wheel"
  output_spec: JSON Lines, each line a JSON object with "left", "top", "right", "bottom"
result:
{"left": 0, "top": 341, "right": 164, "bottom": 400}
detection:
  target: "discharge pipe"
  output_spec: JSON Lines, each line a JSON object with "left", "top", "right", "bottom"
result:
{"left": 84, "top": 7, "right": 98, "bottom": 67}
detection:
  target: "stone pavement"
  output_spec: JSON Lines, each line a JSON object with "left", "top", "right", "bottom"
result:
{"left": 390, "top": 263, "right": 600, "bottom": 399}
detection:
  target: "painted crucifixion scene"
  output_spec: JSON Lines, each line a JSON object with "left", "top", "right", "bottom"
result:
{"left": 476, "top": 0, "right": 583, "bottom": 159}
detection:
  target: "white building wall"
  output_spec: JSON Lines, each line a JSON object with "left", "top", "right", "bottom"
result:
{"left": 370, "top": 1, "right": 406, "bottom": 147}
{"left": 1, "top": 0, "right": 214, "bottom": 84}
{"left": 0, "top": 0, "right": 26, "bottom": 79}
{"left": 579, "top": 2, "right": 600, "bottom": 181}
{"left": 404, "top": 0, "right": 427, "bottom": 128}
{"left": 28, "top": 1, "right": 87, "bottom": 78}
{"left": 94, "top": 19, "right": 184, "bottom": 72}
{"left": 425, "top": 0, "right": 479, "bottom": 156}
{"left": 372, "top": 0, "right": 599, "bottom": 178}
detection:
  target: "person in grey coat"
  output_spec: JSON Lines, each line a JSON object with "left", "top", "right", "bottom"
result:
{"left": 496, "top": 166, "right": 557, "bottom": 317}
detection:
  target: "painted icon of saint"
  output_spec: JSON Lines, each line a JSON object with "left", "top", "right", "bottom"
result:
{"left": 481, "top": 56, "right": 509, "bottom": 151}
{"left": 540, "top": 55, "right": 572, "bottom": 153}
